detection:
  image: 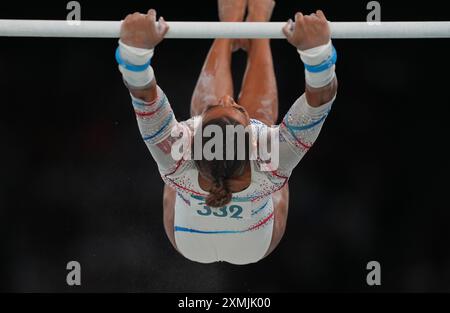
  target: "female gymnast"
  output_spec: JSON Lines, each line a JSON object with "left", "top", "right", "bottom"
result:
{"left": 116, "top": 0, "right": 338, "bottom": 264}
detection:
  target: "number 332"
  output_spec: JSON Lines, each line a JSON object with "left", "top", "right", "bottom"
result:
{"left": 197, "top": 205, "right": 243, "bottom": 219}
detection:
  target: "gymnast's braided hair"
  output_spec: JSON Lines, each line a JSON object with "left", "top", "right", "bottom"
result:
{"left": 193, "top": 117, "right": 251, "bottom": 208}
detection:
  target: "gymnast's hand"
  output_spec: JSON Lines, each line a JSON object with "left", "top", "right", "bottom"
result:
{"left": 283, "top": 10, "right": 331, "bottom": 50}
{"left": 120, "top": 9, "right": 169, "bottom": 49}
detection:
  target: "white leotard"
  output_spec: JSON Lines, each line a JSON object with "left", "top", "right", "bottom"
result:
{"left": 131, "top": 86, "right": 335, "bottom": 264}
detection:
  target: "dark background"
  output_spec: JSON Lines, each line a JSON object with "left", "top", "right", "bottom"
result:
{"left": 0, "top": 0, "right": 449, "bottom": 292}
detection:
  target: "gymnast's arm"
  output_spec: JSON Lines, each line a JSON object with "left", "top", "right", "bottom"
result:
{"left": 119, "top": 9, "right": 168, "bottom": 101}
{"left": 289, "top": 11, "right": 338, "bottom": 107}
{"left": 272, "top": 10, "right": 337, "bottom": 175}
{"left": 117, "top": 10, "right": 184, "bottom": 174}
{"left": 283, "top": 10, "right": 338, "bottom": 106}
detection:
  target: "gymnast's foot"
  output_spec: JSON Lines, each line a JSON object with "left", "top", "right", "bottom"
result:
{"left": 218, "top": 0, "right": 247, "bottom": 22}
{"left": 247, "top": 0, "right": 275, "bottom": 22}
{"left": 236, "top": 0, "right": 275, "bottom": 51}
{"left": 218, "top": 0, "right": 249, "bottom": 52}
{"left": 231, "top": 0, "right": 276, "bottom": 52}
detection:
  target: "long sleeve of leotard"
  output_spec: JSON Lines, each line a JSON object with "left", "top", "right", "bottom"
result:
{"left": 130, "top": 86, "right": 188, "bottom": 174}
{"left": 273, "top": 92, "right": 336, "bottom": 177}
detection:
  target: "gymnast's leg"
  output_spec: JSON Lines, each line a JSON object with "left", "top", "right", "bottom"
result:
{"left": 238, "top": 0, "right": 278, "bottom": 126}
{"left": 237, "top": 0, "right": 289, "bottom": 258}
{"left": 190, "top": 0, "right": 247, "bottom": 116}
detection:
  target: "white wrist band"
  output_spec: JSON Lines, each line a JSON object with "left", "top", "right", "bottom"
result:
{"left": 119, "top": 40, "right": 154, "bottom": 64}
{"left": 298, "top": 41, "right": 332, "bottom": 65}
{"left": 298, "top": 41, "right": 336, "bottom": 88}
{"left": 119, "top": 65, "right": 155, "bottom": 89}
{"left": 303, "top": 67, "right": 336, "bottom": 89}
{"left": 117, "top": 40, "right": 155, "bottom": 88}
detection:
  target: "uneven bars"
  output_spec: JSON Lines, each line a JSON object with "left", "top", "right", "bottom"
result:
{"left": 0, "top": 20, "right": 449, "bottom": 39}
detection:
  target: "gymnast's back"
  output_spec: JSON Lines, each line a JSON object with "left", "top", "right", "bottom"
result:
{"left": 130, "top": 85, "right": 335, "bottom": 264}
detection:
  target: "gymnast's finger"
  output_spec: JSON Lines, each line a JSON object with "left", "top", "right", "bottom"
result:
{"left": 295, "top": 12, "right": 304, "bottom": 28}
{"left": 158, "top": 16, "right": 170, "bottom": 37}
{"left": 282, "top": 19, "right": 294, "bottom": 38}
{"left": 316, "top": 10, "right": 327, "bottom": 22}
{"left": 147, "top": 9, "right": 157, "bottom": 20}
